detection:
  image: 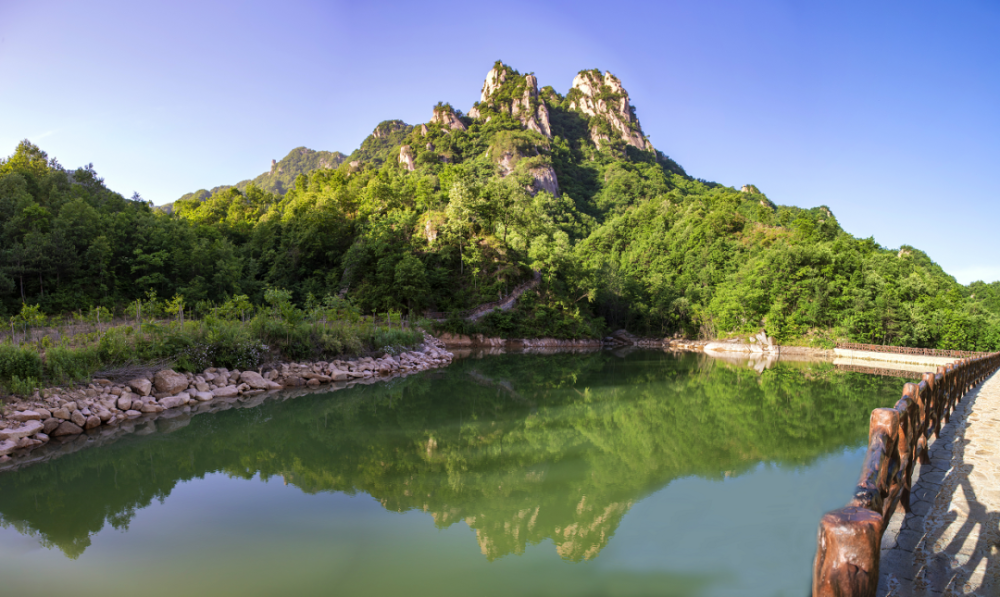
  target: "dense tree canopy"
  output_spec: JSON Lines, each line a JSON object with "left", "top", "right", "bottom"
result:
{"left": 1, "top": 62, "right": 998, "bottom": 349}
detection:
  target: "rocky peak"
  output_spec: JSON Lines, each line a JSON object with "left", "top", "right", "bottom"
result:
{"left": 372, "top": 120, "right": 408, "bottom": 139}
{"left": 269, "top": 159, "right": 276, "bottom": 174}
{"left": 468, "top": 61, "right": 552, "bottom": 138}
{"left": 430, "top": 103, "right": 467, "bottom": 131}
{"left": 740, "top": 184, "right": 761, "bottom": 194}
{"left": 569, "top": 70, "right": 652, "bottom": 152}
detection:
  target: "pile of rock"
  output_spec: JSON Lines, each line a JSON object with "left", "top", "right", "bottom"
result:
{"left": 0, "top": 338, "right": 453, "bottom": 463}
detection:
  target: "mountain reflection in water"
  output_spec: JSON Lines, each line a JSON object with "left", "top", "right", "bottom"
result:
{"left": 0, "top": 350, "right": 901, "bottom": 562}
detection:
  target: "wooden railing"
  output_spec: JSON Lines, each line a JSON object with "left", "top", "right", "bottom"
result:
{"left": 836, "top": 342, "right": 985, "bottom": 359}
{"left": 812, "top": 353, "right": 1000, "bottom": 596}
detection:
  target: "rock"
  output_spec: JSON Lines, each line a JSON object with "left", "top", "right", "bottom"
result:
{"left": 194, "top": 392, "right": 214, "bottom": 402}
{"left": 195, "top": 381, "right": 210, "bottom": 393}
{"left": 53, "top": 421, "right": 84, "bottom": 436}
{"left": 140, "top": 402, "right": 161, "bottom": 414}
{"left": 97, "top": 409, "right": 113, "bottom": 422}
{"left": 52, "top": 407, "right": 71, "bottom": 420}
{"left": 128, "top": 378, "right": 153, "bottom": 396}
{"left": 117, "top": 395, "right": 133, "bottom": 410}
{"left": 42, "top": 418, "right": 61, "bottom": 434}
{"left": 240, "top": 371, "right": 270, "bottom": 390}
{"left": 71, "top": 410, "right": 87, "bottom": 427}
{"left": 306, "top": 378, "right": 320, "bottom": 387}
{"left": 569, "top": 69, "right": 652, "bottom": 151}
{"left": 213, "top": 385, "right": 239, "bottom": 398}
{"left": 35, "top": 433, "right": 49, "bottom": 443}
{"left": 84, "top": 415, "right": 101, "bottom": 430}
{"left": 125, "top": 410, "right": 141, "bottom": 418}
{"left": 0, "top": 440, "right": 16, "bottom": 456}
{"left": 36, "top": 408, "right": 51, "bottom": 419}
{"left": 159, "top": 395, "right": 188, "bottom": 409}
{"left": 154, "top": 370, "right": 189, "bottom": 395}
{"left": 0, "top": 420, "right": 44, "bottom": 441}
{"left": 285, "top": 376, "right": 305, "bottom": 387}
{"left": 9, "top": 410, "right": 42, "bottom": 422}
{"left": 398, "top": 145, "right": 416, "bottom": 171}
{"left": 430, "top": 104, "right": 467, "bottom": 131}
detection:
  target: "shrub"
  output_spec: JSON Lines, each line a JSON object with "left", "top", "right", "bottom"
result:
{"left": 0, "top": 344, "right": 43, "bottom": 383}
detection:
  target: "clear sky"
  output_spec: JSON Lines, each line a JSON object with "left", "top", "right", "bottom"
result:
{"left": 1, "top": 0, "right": 998, "bottom": 283}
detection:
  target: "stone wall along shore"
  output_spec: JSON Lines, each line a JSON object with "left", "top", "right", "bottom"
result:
{"left": 0, "top": 335, "right": 453, "bottom": 466}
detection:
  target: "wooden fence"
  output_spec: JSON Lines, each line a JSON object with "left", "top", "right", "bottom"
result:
{"left": 836, "top": 342, "right": 985, "bottom": 359}
{"left": 812, "top": 352, "right": 1000, "bottom": 596}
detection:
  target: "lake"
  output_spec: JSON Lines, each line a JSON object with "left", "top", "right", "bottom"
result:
{"left": 0, "top": 350, "right": 903, "bottom": 597}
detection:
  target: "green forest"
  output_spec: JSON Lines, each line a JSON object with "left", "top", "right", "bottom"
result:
{"left": 2, "top": 60, "right": 999, "bottom": 350}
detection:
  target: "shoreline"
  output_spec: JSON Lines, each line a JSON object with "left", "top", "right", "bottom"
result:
{"left": 0, "top": 335, "right": 454, "bottom": 471}
{"left": 0, "top": 335, "right": 941, "bottom": 474}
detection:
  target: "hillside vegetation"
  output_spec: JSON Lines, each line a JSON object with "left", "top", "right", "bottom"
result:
{"left": 2, "top": 60, "right": 999, "bottom": 350}
{"left": 164, "top": 147, "right": 347, "bottom": 212}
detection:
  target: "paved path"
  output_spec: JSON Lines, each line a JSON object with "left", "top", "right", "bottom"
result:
{"left": 878, "top": 370, "right": 1000, "bottom": 596}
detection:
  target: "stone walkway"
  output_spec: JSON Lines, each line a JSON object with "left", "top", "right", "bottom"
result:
{"left": 878, "top": 370, "right": 1000, "bottom": 596}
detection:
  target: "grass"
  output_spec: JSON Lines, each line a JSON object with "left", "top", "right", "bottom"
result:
{"left": 0, "top": 314, "right": 424, "bottom": 399}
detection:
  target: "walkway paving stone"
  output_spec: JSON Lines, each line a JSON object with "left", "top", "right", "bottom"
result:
{"left": 878, "top": 369, "right": 1000, "bottom": 596}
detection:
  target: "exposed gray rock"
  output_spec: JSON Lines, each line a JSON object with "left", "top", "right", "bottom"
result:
{"left": 0, "top": 420, "right": 44, "bottom": 441}
{"left": 158, "top": 394, "right": 189, "bottom": 409}
{"left": 52, "top": 421, "right": 84, "bottom": 436}
{"left": 128, "top": 378, "right": 152, "bottom": 396}
{"left": 153, "top": 370, "right": 189, "bottom": 395}
{"left": 213, "top": 385, "right": 239, "bottom": 398}
{"left": 239, "top": 371, "right": 270, "bottom": 390}
{"left": 9, "top": 410, "right": 42, "bottom": 422}
{"left": 398, "top": 145, "right": 416, "bottom": 171}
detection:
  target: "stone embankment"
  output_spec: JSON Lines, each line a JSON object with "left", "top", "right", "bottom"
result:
{"left": 0, "top": 336, "right": 453, "bottom": 468}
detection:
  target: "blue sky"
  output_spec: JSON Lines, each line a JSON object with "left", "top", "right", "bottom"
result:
{"left": 1, "top": 0, "right": 998, "bottom": 283}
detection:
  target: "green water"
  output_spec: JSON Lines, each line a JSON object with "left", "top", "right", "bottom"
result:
{"left": 0, "top": 350, "right": 903, "bottom": 597}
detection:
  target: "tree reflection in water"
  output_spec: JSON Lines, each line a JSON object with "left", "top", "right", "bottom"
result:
{"left": 0, "top": 351, "right": 902, "bottom": 560}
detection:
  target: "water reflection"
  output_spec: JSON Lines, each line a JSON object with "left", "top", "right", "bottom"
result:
{"left": 0, "top": 351, "right": 902, "bottom": 562}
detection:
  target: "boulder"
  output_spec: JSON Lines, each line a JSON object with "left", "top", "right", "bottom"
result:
{"left": 153, "top": 370, "right": 189, "bottom": 395}
{"left": 240, "top": 371, "right": 270, "bottom": 390}
{"left": 9, "top": 410, "right": 42, "bottom": 422}
{"left": 52, "top": 407, "right": 71, "bottom": 420}
{"left": 117, "top": 395, "right": 133, "bottom": 410}
{"left": 159, "top": 395, "right": 188, "bottom": 409}
{"left": 42, "top": 418, "right": 61, "bottom": 434}
{"left": 0, "top": 440, "right": 16, "bottom": 456}
{"left": 52, "top": 421, "right": 84, "bottom": 436}
{"left": 128, "top": 378, "right": 153, "bottom": 396}
{"left": 71, "top": 410, "right": 87, "bottom": 427}
{"left": 0, "top": 420, "right": 44, "bottom": 441}
{"left": 125, "top": 410, "right": 141, "bottom": 418}
{"left": 194, "top": 392, "right": 214, "bottom": 402}
{"left": 213, "top": 385, "right": 239, "bottom": 398}
{"left": 84, "top": 415, "right": 101, "bottom": 430}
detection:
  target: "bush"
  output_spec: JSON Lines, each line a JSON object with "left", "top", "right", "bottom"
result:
{"left": 0, "top": 344, "right": 43, "bottom": 383}
{"left": 44, "top": 346, "right": 101, "bottom": 384}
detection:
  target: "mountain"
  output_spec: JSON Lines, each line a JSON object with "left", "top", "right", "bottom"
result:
{"left": 162, "top": 147, "right": 347, "bottom": 212}
{"left": 2, "top": 60, "right": 998, "bottom": 350}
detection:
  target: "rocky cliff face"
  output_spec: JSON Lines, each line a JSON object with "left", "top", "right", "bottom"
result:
{"left": 398, "top": 145, "right": 416, "bottom": 171}
{"left": 430, "top": 104, "right": 467, "bottom": 131}
{"left": 468, "top": 62, "right": 552, "bottom": 138}
{"left": 568, "top": 70, "right": 652, "bottom": 151}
